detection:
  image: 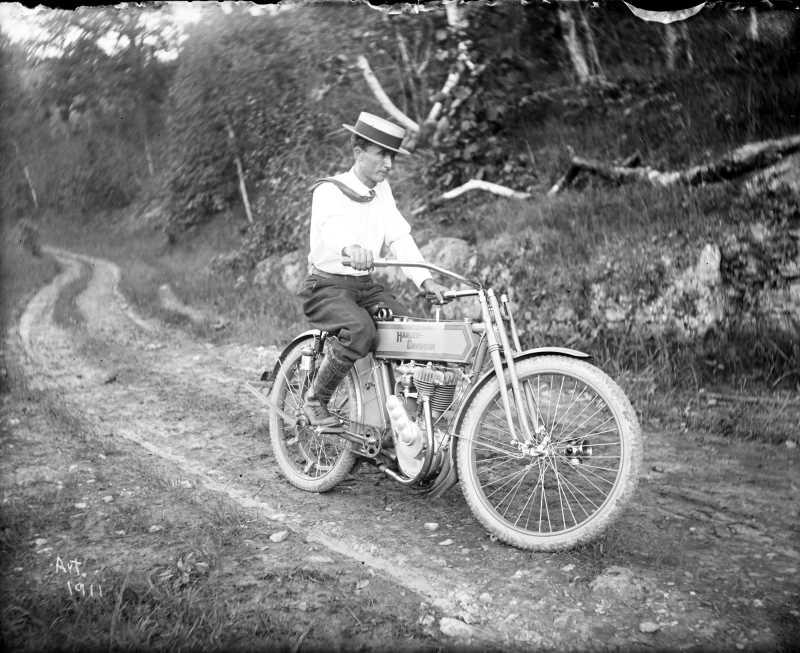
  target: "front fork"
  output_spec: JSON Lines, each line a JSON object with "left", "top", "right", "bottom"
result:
{"left": 478, "top": 289, "right": 547, "bottom": 449}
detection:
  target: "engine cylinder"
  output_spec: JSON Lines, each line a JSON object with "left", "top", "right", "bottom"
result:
{"left": 413, "top": 366, "right": 457, "bottom": 414}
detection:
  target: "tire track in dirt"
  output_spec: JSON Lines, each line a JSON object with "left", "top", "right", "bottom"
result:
{"left": 14, "top": 247, "right": 800, "bottom": 651}
{"left": 16, "top": 249, "right": 524, "bottom": 647}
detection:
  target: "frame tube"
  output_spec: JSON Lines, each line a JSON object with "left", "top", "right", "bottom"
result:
{"left": 488, "top": 289, "right": 534, "bottom": 444}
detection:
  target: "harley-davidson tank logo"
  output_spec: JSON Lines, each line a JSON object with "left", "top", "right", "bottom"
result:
{"left": 374, "top": 321, "right": 478, "bottom": 362}
{"left": 395, "top": 330, "right": 435, "bottom": 350}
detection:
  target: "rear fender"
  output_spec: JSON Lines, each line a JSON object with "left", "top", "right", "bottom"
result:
{"left": 260, "top": 329, "right": 321, "bottom": 383}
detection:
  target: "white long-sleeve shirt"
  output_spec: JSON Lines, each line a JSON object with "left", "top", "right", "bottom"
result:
{"left": 308, "top": 169, "right": 432, "bottom": 288}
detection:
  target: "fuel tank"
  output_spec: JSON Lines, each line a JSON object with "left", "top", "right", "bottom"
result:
{"left": 374, "top": 320, "right": 478, "bottom": 363}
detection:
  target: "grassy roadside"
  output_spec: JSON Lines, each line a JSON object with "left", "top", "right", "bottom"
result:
{"left": 0, "top": 227, "right": 60, "bottom": 335}
{"left": 0, "top": 230, "right": 446, "bottom": 652}
{"left": 40, "top": 208, "right": 307, "bottom": 348}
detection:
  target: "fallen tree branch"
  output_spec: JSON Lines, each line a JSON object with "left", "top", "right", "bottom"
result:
{"left": 701, "top": 391, "right": 800, "bottom": 407}
{"left": 548, "top": 134, "right": 800, "bottom": 195}
{"left": 356, "top": 54, "right": 419, "bottom": 133}
{"left": 441, "top": 179, "right": 531, "bottom": 201}
{"left": 548, "top": 151, "right": 642, "bottom": 195}
{"left": 411, "top": 179, "right": 530, "bottom": 215}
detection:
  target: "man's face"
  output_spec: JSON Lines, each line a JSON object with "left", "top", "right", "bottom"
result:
{"left": 354, "top": 143, "right": 396, "bottom": 188}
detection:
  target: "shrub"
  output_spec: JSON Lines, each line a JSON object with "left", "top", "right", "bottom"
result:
{"left": 11, "top": 218, "right": 42, "bottom": 257}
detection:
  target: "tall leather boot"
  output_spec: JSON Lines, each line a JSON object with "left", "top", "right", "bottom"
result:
{"left": 303, "top": 345, "right": 352, "bottom": 427}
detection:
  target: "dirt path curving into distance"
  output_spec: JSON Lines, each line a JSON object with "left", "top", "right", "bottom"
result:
{"left": 10, "top": 246, "right": 799, "bottom": 650}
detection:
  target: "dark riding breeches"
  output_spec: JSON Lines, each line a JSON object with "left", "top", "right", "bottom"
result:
{"left": 298, "top": 273, "right": 405, "bottom": 363}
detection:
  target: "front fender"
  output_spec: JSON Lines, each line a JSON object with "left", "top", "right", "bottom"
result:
{"left": 452, "top": 347, "right": 591, "bottom": 441}
{"left": 260, "top": 329, "right": 321, "bottom": 383}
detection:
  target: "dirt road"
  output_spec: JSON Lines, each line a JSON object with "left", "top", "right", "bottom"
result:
{"left": 7, "top": 247, "right": 799, "bottom": 650}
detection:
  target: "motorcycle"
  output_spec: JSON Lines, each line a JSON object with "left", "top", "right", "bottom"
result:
{"left": 249, "top": 259, "right": 643, "bottom": 551}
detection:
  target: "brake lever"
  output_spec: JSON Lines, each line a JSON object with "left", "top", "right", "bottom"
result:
{"left": 417, "top": 291, "right": 451, "bottom": 306}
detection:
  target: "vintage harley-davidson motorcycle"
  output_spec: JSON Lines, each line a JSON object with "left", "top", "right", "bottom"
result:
{"left": 251, "top": 259, "right": 642, "bottom": 551}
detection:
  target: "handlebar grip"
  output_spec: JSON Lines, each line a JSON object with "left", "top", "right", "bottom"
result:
{"left": 419, "top": 291, "right": 449, "bottom": 306}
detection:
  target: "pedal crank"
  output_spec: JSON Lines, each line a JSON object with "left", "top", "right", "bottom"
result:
{"left": 244, "top": 382, "right": 384, "bottom": 459}
{"left": 317, "top": 422, "right": 383, "bottom": 459}
{"left": 315, "top": 423, "right": 345, "bottom": 435}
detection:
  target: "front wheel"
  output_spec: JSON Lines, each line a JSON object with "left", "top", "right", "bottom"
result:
{"left": 456, "top": 356, "right": 642, "bottom": 551}
{"left": 268, "top": 338, "right": 358, "bottom": 492}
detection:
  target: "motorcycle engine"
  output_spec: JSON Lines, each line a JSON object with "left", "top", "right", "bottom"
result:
{"left": 394, "top": 361, "right": 460, "bottom": 419}
{"left": 389, "top": 361, "right": 461, "bottom": 479}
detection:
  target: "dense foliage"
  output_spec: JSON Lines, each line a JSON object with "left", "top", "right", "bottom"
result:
{"left": 0, "top": 7, "right": 177, "bottom": 219}
{"left": 163, "top": 4, "right": 398, "bottom": 252}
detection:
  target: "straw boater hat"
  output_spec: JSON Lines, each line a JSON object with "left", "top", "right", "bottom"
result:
{"left": 343, "top": 112, "right": 410, "bottom": 155}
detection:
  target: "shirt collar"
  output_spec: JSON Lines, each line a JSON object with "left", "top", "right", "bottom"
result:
{"left": 344, "top": 168, "right": 376, "bottom": 195}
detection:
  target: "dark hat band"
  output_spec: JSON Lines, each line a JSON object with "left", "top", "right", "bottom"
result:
{"left": 353, "top": 119, "right": 403, "bottom": 152}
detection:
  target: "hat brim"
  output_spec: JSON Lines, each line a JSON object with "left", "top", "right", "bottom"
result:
{"left": 342, "top": 124, "right": 411, "bottom": 155}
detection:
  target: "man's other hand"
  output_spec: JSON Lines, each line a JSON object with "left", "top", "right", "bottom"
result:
{"left": 342, "top": 245, "right": 374, "bottom": 271}
{"left": 421, "top": 278, "right": 449, "bottom": 303}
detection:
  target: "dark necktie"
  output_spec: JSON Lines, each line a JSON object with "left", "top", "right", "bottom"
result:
{"left": 311, "top": 178, "right": 376, "bottom": 203}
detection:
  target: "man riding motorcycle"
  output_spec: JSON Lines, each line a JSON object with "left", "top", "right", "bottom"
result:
{"left": 299, "top": 111, "right": 449, "bottom": 427}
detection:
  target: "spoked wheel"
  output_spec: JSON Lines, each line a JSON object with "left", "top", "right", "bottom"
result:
{"left": 268, "top": 339, "right": 358, "bottom": 492}
{"left": 456, "top": 355, "right": 642, "bottom": 551}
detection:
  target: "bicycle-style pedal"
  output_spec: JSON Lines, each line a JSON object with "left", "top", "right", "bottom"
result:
{"left": 315, "top": 422, "right": 345, "bottom": 435}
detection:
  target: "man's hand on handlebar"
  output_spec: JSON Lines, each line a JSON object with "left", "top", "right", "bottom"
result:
{"left": 421, "top": 278, "right": 450, "bottom": 304}
{"left": 341, "top": 245, "right": 374, "bottom": 271}
{"left": 339, "top": 255, "right": 452, "bottom": 303}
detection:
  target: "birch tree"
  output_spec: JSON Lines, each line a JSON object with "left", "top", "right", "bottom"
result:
{"left": 664, "top": 21, "right": 693, "bottom": 71}
{"left": 557, "top": 1, "right": 605, "bottom": 85}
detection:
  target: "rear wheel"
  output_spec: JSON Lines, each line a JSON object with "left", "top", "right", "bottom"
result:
{"left": 457, "top": 356, "right": 642, "bottom": 551}
{"left": 269, "top": 339, "right": 358, "bottom": 492}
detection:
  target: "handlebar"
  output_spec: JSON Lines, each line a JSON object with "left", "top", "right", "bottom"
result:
{"left": 342, "top": 257, "right": 482, "bottom": 290}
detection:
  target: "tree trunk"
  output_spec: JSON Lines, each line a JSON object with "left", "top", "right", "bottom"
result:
{"left": 558, "top": 5, "right": 591, "bottom": 84}
{"left": 420, "top": 0, "right": 476, "bottom": 146}
{"left": 11, "top": 140, "right": 39, "bottom": 209}
{"left": 143, "top": 129, "right": 155, "bottom": 176}
{"left": 225, "top": 119, "right": 254, "bottom": 224}
{"left": 126, "top": 28, "right": 155, "bottom": 178}
{"left": 394, "top": 29, "right": 420, "bottom": 122}
{"left": 665, "top": 23, "right": 677, "bottom": 71}
{"left": 664, "top": 22, "right": 692, "bottom": 71}
{"left": 681, "top": 22, "right": 693, "bottom": 69}
{"left": 748, "top": 7, "right": 759, "bottom": 41}
{"left": 443, "top": 0, "right": 468, "bottom": 31}
{"left": 356, "top": 55, "right": 419, "bottom": 132}
{"left": 577, "top": 3, "right": 605, "bottom": 79}
{"left": 422, "top": 68, "right": 461, "bottom": 146}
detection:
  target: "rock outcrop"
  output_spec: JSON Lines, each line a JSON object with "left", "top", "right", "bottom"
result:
{"left": 253, "top": 251, "right": 307, "bottom": 294}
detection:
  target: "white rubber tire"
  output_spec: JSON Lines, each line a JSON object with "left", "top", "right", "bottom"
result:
{"left": 456, "top": 356, "right": 642, "bottom": 551}
{"left": 268, "top": 339, "right": 358, "bottom": 492}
